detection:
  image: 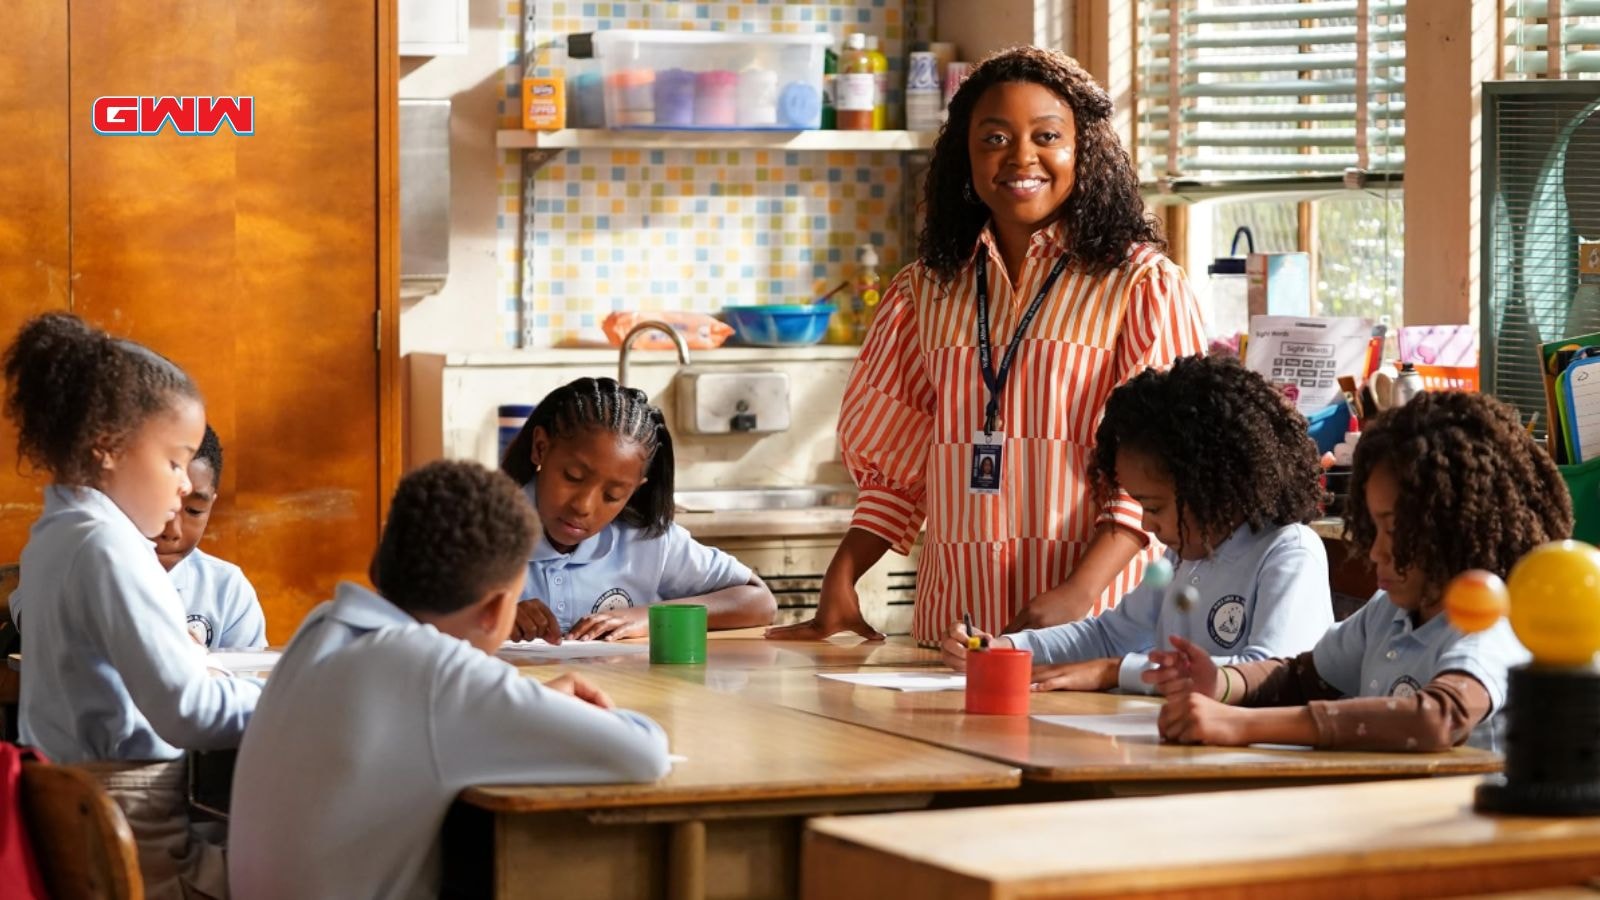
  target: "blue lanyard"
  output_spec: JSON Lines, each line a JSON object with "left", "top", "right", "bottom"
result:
{"left": 975, "top": 251, "right": 1070, "bottom": 433}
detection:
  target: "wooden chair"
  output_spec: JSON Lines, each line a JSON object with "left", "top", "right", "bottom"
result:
{"left": 0, "top": 563, "right": 19, "bottom": 742}
{"left": 20, "top": 760, "right": 144, "bottom": 900}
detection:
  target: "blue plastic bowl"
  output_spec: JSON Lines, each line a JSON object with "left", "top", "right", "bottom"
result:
{"left": 721, "top": 304, "right": 833, "bottom": 347}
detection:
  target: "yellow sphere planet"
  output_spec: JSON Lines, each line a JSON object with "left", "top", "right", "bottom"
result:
{"left": 1445, "top": 570, "right": 1509, "bottom": 634}
{"left": 1506, "top": 540, "right": 1600, "bottom": 667}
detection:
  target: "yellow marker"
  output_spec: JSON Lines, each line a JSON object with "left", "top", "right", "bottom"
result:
{"left": 963, "top": 613, "right": 986, "bottom": 651}
{"left": 1507, "top": 540, "right": 1600, "bottom": 667}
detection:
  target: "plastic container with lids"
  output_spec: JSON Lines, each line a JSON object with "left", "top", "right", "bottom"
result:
{"left": 1206, "top": 226, "right": 1254, "bottom": 339}
{"left": 594, "top": 30, "right": 830, "bottom": 131}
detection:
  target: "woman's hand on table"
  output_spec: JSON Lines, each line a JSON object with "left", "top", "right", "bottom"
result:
{"left": 509, "top": 598, "right": 563, "bottom": 644}
{"left": 1031, "top": 658, "right": 1120, "bottom": 692}
{"left": 1003, "top": 584, "right": 1095, "bottom": 633}
{"left": 939, "top": 621, "right": 1012, "bottom": 670}
{"left": 764, "top": 570, "right": 884, "bottom": 642}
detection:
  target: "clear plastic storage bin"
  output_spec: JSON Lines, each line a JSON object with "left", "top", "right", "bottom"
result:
{"left": 594, "top": 30, "right": 830, "bottom": 131}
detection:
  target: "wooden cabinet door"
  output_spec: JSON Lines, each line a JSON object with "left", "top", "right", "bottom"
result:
{"left": 2, "top": 0, "right": 400, "bottom": 642}
{"left": 0, "top": 2, "right": 70, "bottom": 559}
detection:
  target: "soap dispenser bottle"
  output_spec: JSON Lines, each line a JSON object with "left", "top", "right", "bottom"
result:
{"left": 853, "top": 244, "right": 882, "bottom": 344}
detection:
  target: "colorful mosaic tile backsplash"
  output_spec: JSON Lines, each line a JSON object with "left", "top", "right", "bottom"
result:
{"left": 496, "top": 0, "right": 921, "bottom": 346}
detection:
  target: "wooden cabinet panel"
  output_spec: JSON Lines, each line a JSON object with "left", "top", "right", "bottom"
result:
{"left": 60, "top": 0, "right": 391, "bottom": 642}
{"left": 0, "top": 2, "right": 70, "bottom": 561}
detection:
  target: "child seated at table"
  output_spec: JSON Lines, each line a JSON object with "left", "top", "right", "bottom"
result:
{"left": 943, "top": 354, "right": 1333, "bottom": 693}
{"left": 1149, "top": 391, "right": 1568, "bottom": 751}
{"left": 156, "top": 424, "right": 268, "bottom": 649}
{"left": 229, "top": 460, "right": 670, "bottom": 900}
{"left": 501, "top": 376, "right": 775, "bottom": 643}
{"left": 5, "top": 313, "right": 257, "bottom": 900}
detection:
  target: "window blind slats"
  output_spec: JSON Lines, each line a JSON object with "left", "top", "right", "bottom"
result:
{"left": 1183, "top": 51, "right": 1403, "bottom": 74}
{"left": 1146, "top": 128, "right": 1406, "bottom": 148}
{"left": 1138, "top": 0, "right": 1406, "bottom": 183}
{"left": 1148, "top": 25, "right": 1405, "bottom": 49}
{"left": 1505, "top": 0, "right": 1600, "bottom": 16}
{"left": 1146, "top": 102, "right": 1406, "bottom": 122}
{"left": 1505, "top": 22, "right": 1600, "bottom": 44}
{"left": 1504, "top": 1, "right": 1600, "bottom": 80}
{"left": 1505, "top": 50, "right": 1600, "bottom": 76}
{"left": 1142, "top": 1, "right": 1405, "bottom": 25}
{"left": 1143, "top": 77, "right": 1404, "bottom": 99}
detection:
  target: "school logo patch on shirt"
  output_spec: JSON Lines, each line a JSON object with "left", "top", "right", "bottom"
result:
{"left": 1390, "top": 675, "right": 1422, "bottom": 698}
{"left": 1207, "top": 595, "right": 1247, "bottom": 648}
{"left": 186, "top": 614, "right": 214, "bottom": 649}
{"left": 591, "top": 588, "right": 634, "bottom": 615}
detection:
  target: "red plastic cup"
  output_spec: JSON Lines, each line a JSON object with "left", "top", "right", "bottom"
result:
{"left": 964, "top": 647, "right": 1033, "bottom": 715}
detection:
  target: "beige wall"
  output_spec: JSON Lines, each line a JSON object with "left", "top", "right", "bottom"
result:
{"left": 398, "top": 0, "right": 511, "bottom": 355}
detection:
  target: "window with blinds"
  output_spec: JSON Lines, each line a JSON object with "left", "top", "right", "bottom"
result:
{"left": 1505, "top": 1, "right": 1600, "bottom": 78}
{"left": 1136, "top": 0, "right": 1407, "bottom": 185}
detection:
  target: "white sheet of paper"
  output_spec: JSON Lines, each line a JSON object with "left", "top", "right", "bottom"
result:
{"left": 816, "top": 671, "right": 967, "bottom": 692}
{"left": 1033, "top": 712, "right": 1160, "bottom": 737}
{"left": 1244, "top": 315, "right": 1373, "bottom": 414}
{"left": 204, "top": 649, "right": 282, "bottom": 674}
{"left": 499, "top": 639, "right": 650, "bottom": 659}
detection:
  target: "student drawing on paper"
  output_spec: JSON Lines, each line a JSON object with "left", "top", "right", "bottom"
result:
{"left": 944, "top": 355, "right": 1333, "bottom": 694}
{"left": 499, "top": 377, "right": 776, "bottom": 642}
{"left": 1148, "top": 392, "right": 1569, "bottom": 752}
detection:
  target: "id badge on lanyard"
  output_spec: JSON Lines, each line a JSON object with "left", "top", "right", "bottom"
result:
{"left": 968, "top": 251, "right": 1068, "bottom": 495}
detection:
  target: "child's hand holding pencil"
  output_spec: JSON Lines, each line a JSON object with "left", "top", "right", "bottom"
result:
{"left": 940, "top": 614, "right": 1013, "bottom": 671}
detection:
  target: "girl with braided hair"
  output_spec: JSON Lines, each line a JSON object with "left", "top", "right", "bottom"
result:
{"left": 501, "top": 376, "right": 776, "bottom": 642}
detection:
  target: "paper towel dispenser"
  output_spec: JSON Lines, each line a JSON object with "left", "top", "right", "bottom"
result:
{"left": 399, "top": 99, "right": 451, "bottom": 299}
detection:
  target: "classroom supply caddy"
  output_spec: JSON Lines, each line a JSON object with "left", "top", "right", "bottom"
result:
{"left": 593, "top": 30, "right": 830, "bottom": 131}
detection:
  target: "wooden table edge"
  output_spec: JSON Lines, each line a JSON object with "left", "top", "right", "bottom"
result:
{"left": 458, "top": 767, "right": 1023, "bottom": 814}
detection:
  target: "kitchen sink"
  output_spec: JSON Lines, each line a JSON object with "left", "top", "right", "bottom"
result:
{"left": 673, "top": 485, "right": 857, "bottom": 513}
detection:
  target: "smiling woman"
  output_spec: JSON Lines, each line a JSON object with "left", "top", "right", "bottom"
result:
{"left": 768, "top": 46, "right": 1207, "bottom": 646}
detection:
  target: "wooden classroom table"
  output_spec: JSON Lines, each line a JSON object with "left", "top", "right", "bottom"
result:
{"left": 683, "top": 665, "right": 1501, "bottom": 797}
{"left": 446, "top": 664, "right": 1018, "bottom": 900}
{"left": 496, "top": 627, "right": 943, "bottom": 672}
{"left": 801, "top": 776, "right": 1600, "bottom": 900}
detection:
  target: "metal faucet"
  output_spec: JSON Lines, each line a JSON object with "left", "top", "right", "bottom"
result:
{"left": 618, "top": 320, "right": 691, "bottom": 387}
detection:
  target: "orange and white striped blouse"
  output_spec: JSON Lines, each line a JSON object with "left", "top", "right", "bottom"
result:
{"left": 841, "top": 221, "right": 1207, "bottom": 643}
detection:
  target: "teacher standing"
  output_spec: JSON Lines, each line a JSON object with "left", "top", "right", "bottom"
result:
{"left": 769, "top": 47, "right": 1205, "bottom": 645}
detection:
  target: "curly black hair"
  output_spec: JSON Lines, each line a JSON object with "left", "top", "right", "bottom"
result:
{"left": 1346, "top": 392, "right": 1573, "bottom": 590}
{"left": 372, "top": 460, "right": 539, "bottom": 615}
{"left": 501, "top": 376, "right": 674, "bottom": 538}
{"left": 193, "top": 424, "right": 223, "bottom": 487}
{"left": 919, "top": 45, "right": 1163, "bottom": 282}
{"left": 3, "top": 312, "right": 201, "bottom": 486}
{"left": 1092, "top": 354, "right": 1324, "bottom": 552}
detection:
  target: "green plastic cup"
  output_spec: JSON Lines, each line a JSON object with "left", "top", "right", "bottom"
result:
{"left": 648, "top": 604, "right": 707, "bottom": 664}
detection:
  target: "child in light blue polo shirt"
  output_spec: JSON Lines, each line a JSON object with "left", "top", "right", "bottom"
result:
{"left": 156, "top": 424, "right": 268, "bottom": 648}
{"left": 5, "top": 313, "right": 258, "bottom": 899}
{"left": 1151, "top": 392, "right": 1568, "bottom": 752}
{"left": 230, "top": 461, "right": 669, "bottom": 900}
{"left": 501, "top": 377, "right": 777, "bottom": 642}
{"left": 944, "top": 355, "right": 1333, "bottom": 692}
